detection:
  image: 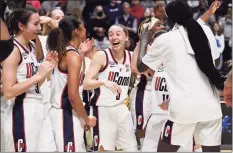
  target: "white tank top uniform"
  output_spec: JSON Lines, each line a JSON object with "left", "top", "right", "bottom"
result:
{"left": 2, "top": 39, "right": 44, "bottom": 152}
{"left": 48, "top": 45, "right": 86, "bottom": 152}
{"left": 90, "top": 49, "right": 137, "bottom": 151}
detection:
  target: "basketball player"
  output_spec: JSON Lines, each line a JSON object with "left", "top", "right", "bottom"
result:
{"left": 46, "top": 15, "right": 96, "bottom": 152}
{"left": 132, "top": 17, "right": 194, "bottom": 152}
{"left": 137, "top": 0, "right": 223, "bottom": 152}
{"left": 37, "top": 9, "right": 65, "bottom": 152}
{"left": 1, "top": 5, "right": 58, "bottom": 152}
{"left": 83, "top": 24, "right": 138, "bottom": 151}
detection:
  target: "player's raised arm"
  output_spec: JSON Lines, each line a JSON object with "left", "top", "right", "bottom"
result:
{"left": 200, "top": 0, "right": 221, "bottom": 23}
{"left": 131, "top": 42, "right": 142, "bottom": 74}
{"left": 137, "top": 27, "right": 150, "bottom": 72}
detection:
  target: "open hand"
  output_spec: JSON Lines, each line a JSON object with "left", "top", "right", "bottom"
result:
{"left": 79, "top": 38, "right": 94, "bottom": 54}
{"left": 45, "top": 51, "right": 58, "bottom": 69}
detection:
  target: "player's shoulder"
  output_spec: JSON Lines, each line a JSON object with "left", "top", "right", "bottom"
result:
{"left": 95, "top": 50, "right": 108, "bottom": 57}
{"left": 125, "top": 49, "right": 133, "bottom": 57}
{"left": 156, "top": 31, "right": 172, "bottom": 42}
{"left": 92, "top": 50, "right": 108, "bottom": 64}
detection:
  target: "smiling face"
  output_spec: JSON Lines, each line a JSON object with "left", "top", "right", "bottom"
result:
{"left": 108, "top": 25, "right": 128, "bottom": 52}
{"left": 19, "top": 13, "right": 41, "bottom": 40}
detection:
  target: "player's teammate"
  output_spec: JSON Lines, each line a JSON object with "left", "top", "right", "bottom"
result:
{"left": 1, "top": 5, "right": 58, "bottom": 152}
{"left": 46, "top": 15, "right": 96, "bottom": 152}
{"left": 83, "top": 24, "right": 137, "bottom": 151}
{"left": 137, "top": 1, "right": 223, "bottom": 152}
{"left": 37, "top": 9, "right": 65, "bottom": 152}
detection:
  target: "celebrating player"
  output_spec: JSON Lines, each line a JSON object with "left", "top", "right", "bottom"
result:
{"left": 1, "top": 5, "right": 58, "bottom": 152}
{"left": 46, "top": 15, "right": 96, "bottom": 152}
{"left": 83, "top": 24, "right": 137, "bottom": 151}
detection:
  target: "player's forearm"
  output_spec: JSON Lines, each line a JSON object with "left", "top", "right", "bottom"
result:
{"left": 69, "top": 95, "right": 89, "bottom": 123}
{"left": 83, "top": 78, "right": 104, "bottom": 90}
{"left": 35, "top": 35, "right": 44, "bottom": 61}
{"left": 137, "top": 40, "right": 149, "bottom": 73}
{"left": 131, "top": 43, "right": 140, "bottom": 74}
{"left": 3, "top": 74, "right": 41, "bottom": 100}
{"left": 200, "top": 10, "right": 212, "bottom": 23}
{"left": 224, "top": 70, "right": 232, "bottom": 87}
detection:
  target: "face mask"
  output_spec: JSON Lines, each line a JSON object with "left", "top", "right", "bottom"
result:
{"left": 0, "top": 38, "right": 14, "bottom": 62}
{"left": 96, "top": 35, "right": 104, "bottom": 41}
{"left": 97, "top": 12, "right": 103, "bottom": 17}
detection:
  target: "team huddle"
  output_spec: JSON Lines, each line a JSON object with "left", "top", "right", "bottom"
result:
{"left": 0, "top": 0, "right": 228, "bottom": 152}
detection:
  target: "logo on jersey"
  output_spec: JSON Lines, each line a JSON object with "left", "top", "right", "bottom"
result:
{"left": 94, "top": 135, "right": 99, "bottom": 146}
{"left": 21, "top": 52, "right": 28, "bottom": 60}
{"left": 15, "top": 139, "right": 25, "bottom": 152}
{"left": 109, "top": 61, "right": 116, "bottom": 67}
{"left": 125, "top": 64, "right": 130, "bottom": 72}
{"left": 65, "top": 142, "right": 75, "bottom": 152}
{"left": 154, "top": 77, "right": 168, "bottom": 92}
{"left": 108, "top": 71, "right": 130, "bottom": 86}
{"left": 157, "top": 65, "right": 164, "bottom": 72}
{"left": 137, "top": 115, "right": 143, "bottom": 125}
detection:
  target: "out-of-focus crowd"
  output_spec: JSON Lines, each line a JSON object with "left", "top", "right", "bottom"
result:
{"left": 28, "top": 0, "right": 232, "bottom": 68}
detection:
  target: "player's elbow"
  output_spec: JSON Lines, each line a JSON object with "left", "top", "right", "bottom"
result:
{"left": 2, "top": 90, "right": 14, "bottom": 100}
{"left": 130, "top": 65, "right": 138, "bottom": 74}
{"left": 83, "top": 78, "right": 90, "bottom": 90}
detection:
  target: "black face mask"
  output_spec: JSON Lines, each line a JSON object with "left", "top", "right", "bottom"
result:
{"left": 95, "top": 35, "right": 104, "bottom": 41}
{"left": 97, "top": 12, "right": 103, "bottom": 17}
{"left": 0, "top": 38, "right": 14, "bottom": 62}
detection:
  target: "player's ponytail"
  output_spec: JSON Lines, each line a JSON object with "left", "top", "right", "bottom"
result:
{"left": 47, "top": 15, "right": 84, "bottom": 59}
{"left": 46, "top": 28, "right": 66, "bottom": 59}
{"left": 165, "top": 0, "right": 225, "bottom": 91}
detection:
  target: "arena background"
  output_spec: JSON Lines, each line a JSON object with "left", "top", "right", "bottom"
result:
{"left": 5, "top": 0, "right": 233, "bottom": 152}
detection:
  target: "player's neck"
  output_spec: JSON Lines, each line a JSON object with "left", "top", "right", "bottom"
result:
{"left": 14, "top": 35, "right": 30, "bottom": 47}
{"left": 69, "top": 39, "right": 81, "bottom": 50}
{"left": 111, "top": 48, "right": 124, "bottom": 63}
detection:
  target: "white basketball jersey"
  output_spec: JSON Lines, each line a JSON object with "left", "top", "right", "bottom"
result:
{"left": 91, "top": 48, "right": 132, "bottom": 107}
{"left": 151, "top": 64, "right": 169, "bottom": 115}
{"left": 13, "top": 39, "right": 42, "bottom": 102}
{"left": 50, "top": 46, "right": 84, "bottom": 109}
